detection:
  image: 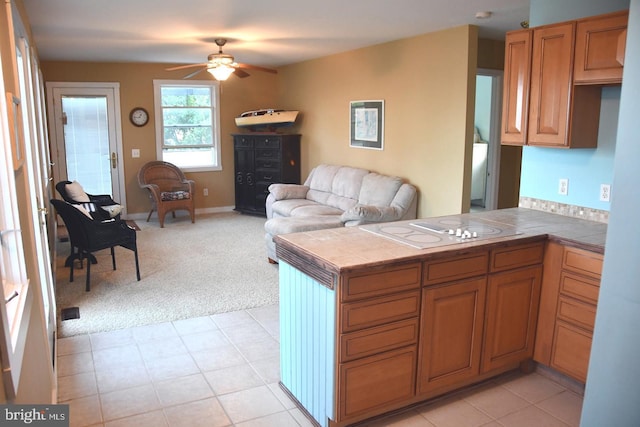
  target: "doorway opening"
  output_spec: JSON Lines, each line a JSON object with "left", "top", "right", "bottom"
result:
{"left": 46, "top": 82, "right": 126, "bottom": 209}
{"left": 471, "top": 69, "right": 503, "bottom": 211}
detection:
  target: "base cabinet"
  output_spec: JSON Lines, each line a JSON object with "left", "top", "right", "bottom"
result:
{"left": 280, "top": 239, "right": 547, "bottom": 427}
{"left": 535, "top": 244, "right": 602, "bottom": 383}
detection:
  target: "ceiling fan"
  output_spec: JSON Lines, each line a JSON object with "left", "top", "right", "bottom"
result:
{"left": 165, "top": 38, "right": 277, "bottom": 81}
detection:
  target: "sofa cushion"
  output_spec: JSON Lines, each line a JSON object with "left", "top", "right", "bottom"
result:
{"left": 268, "top": 184, "right": 310, "bottom": 200}
{"left": 306, "top": 166, "right": 369, "bottom": 211}
{"left": 358, "top": 173, "right": 403, "bottom": 206}
{"left": 341, "top": 204, "right": 402, "bottom": 223}
{"left": 265, "top": 216, "right": 344, "bottom": 236}
{"left": 271, "top": 199, "right": 321, "bottom": 217}
{"left": 289, "top": 204, "right": 344, "bottom": 217}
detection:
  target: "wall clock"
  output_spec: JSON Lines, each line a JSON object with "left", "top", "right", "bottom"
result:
{"left": 129, "top": 107, "right": 149, "bottom": 127}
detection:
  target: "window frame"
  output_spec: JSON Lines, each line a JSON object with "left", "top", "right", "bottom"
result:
{"left": 153, "top": 79, "right": 222, "bottom": 172}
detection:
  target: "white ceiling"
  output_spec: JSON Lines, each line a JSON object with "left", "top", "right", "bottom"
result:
{"left": 23, "top": 0, "right": 530, "bottom": 68}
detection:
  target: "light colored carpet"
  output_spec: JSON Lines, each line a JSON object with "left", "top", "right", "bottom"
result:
{"left": 55, "top": 212, "right": 279, "bottom": 337}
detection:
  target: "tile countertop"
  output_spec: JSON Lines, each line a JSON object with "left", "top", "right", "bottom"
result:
{"left": 274, "top": 208, "right": 607, "bottom": 275}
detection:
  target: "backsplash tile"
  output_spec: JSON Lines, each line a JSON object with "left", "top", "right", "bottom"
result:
{"left": 519, "top": 197, "right": 609, "bottom": 224}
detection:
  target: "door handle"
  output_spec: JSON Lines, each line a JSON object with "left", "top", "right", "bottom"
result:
{"left": 111, "top": 152, "right": 117, "bottom": 168}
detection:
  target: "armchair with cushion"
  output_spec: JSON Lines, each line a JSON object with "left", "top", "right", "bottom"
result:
{"left": 51, "top": 199, "right": 140, "bottom": 292}
{"left": 137, "top": 161, "right": 195, "bottom": 228}
{"left": 56, "top": 180, "right": 124, "bottom": 221}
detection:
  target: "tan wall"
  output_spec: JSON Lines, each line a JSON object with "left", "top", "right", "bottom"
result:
{"left": 40, "top": 62, "right": 278, "bottom": 214}
{"left": 40, "top": 25, "right": 517, "bottom": 218}
{"left": 277, "top": 25, "right": 479, "bottom": 217}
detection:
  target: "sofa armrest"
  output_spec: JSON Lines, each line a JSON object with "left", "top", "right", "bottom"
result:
{"left": 341, "top": 204, "right": 403, "bottom": 225}
{"left": 268, "top": 183, "right": 310, "bottom": 201}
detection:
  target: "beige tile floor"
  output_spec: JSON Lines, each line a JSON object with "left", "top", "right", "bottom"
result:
{"left": 57, "top": 304, "right": 584, "bottom": 427}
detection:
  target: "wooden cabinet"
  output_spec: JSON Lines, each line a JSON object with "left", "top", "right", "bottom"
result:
{"left": 535, "top": 244, "right": 603, "bottom": 383}
{"left": 232, "top": 133, "right": 300, "bottom": 216}
{"left": 528, "top": 22, "right": 601, "bottom": 148}
{"left": 574, "top": 10, "right": 628, "bottom": 84}
{"left": 418, "top": 277, "right": 486, "bottom": 394}
{"left": 501, "top": 30, "right": 532, "bottom": 146}
{"left": 483, "top": 266, "right": 542, "bottom": 372}
{"left": 337, "top": 262, "right": 421, "bottom": 422}
{"left": 501, "top": 10, "right": 628, "bottom": 148}
{"left": 418, "top": 241, "right": 543, "bottom": 394}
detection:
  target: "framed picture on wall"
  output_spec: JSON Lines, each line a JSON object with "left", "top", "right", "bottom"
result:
{"left": 350, "top": 100, "right": 384, "bottom": 150}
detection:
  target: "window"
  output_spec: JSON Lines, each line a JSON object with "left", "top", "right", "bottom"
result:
{"left": 153, "top": 80, "right": 221, "bottom": 172}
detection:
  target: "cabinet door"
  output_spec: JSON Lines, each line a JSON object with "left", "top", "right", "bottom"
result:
{"left": 418, "top": 277, "right": 486, "bottom": 394}
{"left": 501, "top": 30, "right": 532, "bottom": 146}
{"left": 528, "top": 23, "right": 575, "bottom": 147}
{"left": 233, "top": 144, "right": 256, "bottom": 213}
{"left": 482, "top": 266, "right": 542, "bottom": 373}
{"left": 574, "top": 11, "right": 628, "bottom": 84}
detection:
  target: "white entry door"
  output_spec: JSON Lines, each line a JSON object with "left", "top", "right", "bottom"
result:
{"left": 46, "top": 82, "right": 125, "bottom": 206}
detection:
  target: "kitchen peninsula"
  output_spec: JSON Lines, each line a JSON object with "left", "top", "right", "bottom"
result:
{"left": 275, "top": 208, "right": 606, "bottom": 427}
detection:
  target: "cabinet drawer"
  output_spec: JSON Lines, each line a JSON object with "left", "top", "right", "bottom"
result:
{"left": 343, "top": 263, "right": 421, "bottom": 302}
{"left": 338, "top": 347, "right": 416, "bottom": 421}
{"left": 254, "top": 136, "right": 281, "bottom": 148}
{"left": 560, "top": 271, "right": 600, "bottom": 304}
{"left": 254, "top": 170, "right": 280, "bottom": 182}
{"left": 255, "top": 158, "right": 281, "bottom": 170}
{"left": 562, "top": 247, "right": 603, "bottom": 279}
{"left": 557, "top": 296, "right": 596, "bottom": 331}
{"left": 551, "top": 320, "right": 592, "bottom": 383}
{"left": 341, "top": 291, "right": 420, "bottom": 333}
{"left": 423, "top": 252, "right": 488, "bottom": 285}
{"left": 490, "top": 242, "right": 544, "bottom": 272}
{"left": 255, "top": 149, "right": 280, "bottom": 160}
{"left": 340, "top": 318, "right": 419, "bottom": 362}
{"left": 234, "top": 136, "right": 254, "bottom": 148}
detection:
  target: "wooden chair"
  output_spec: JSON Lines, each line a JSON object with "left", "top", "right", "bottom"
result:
{"left": 51, "top": 199, "right": 140, "bottom": 291}
{"left": 137, "top": 161, "right": 195, "bottom": 228}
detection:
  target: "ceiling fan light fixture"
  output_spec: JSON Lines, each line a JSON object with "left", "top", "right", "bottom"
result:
{"left": 208, "top": 65, "right": 235, "bottom": 81}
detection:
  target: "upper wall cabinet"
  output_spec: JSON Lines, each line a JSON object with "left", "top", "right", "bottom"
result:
{"left": 501, "top": 10, "right": 628, "bottom": 148}
{"left": 574, "top": 10, "right": 628, "bottom": 84}
{"left": 500, "top": 30, "right": 532, "bottom": 146}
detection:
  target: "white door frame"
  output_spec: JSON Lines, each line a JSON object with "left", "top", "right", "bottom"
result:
{"left": 46, "top": 82, "right": 126, "bottom": 213}
{"left": 477, "top": 68, "right": 503, "bottom": 211}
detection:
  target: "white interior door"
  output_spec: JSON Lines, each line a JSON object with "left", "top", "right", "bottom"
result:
{"left": 46, "top": 82, "right": 125, "bottom": 207}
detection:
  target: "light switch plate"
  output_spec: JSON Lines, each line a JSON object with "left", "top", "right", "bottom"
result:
{"left": 132, "top": 149, "right": 140, "bottom": 158}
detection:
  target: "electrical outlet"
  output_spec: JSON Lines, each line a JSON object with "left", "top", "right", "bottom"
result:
{"left": 600, "top": 184, "right": 611, "bottom": 202}
{"left": 558, "top": 178, "right": 568, "bottom": 196}
{"left": 203, "top": 188, "right": 208, "bottom": 196}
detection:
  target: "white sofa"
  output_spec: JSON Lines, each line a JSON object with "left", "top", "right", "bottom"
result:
{"left": 264, "top": 164, "right": 418, "bottom": 262}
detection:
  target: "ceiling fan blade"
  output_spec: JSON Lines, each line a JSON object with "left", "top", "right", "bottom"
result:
{"left": 165, "top": 63, "right": 207, "bottom": 71}
{"left": 236, "top": 63, "right": 278, "bottom": 74}
{"left": 183, "top": 67, "right": 208, "bottom": 79}
{"left": 234, "top": 68, "right": 250, "bottom": 78}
